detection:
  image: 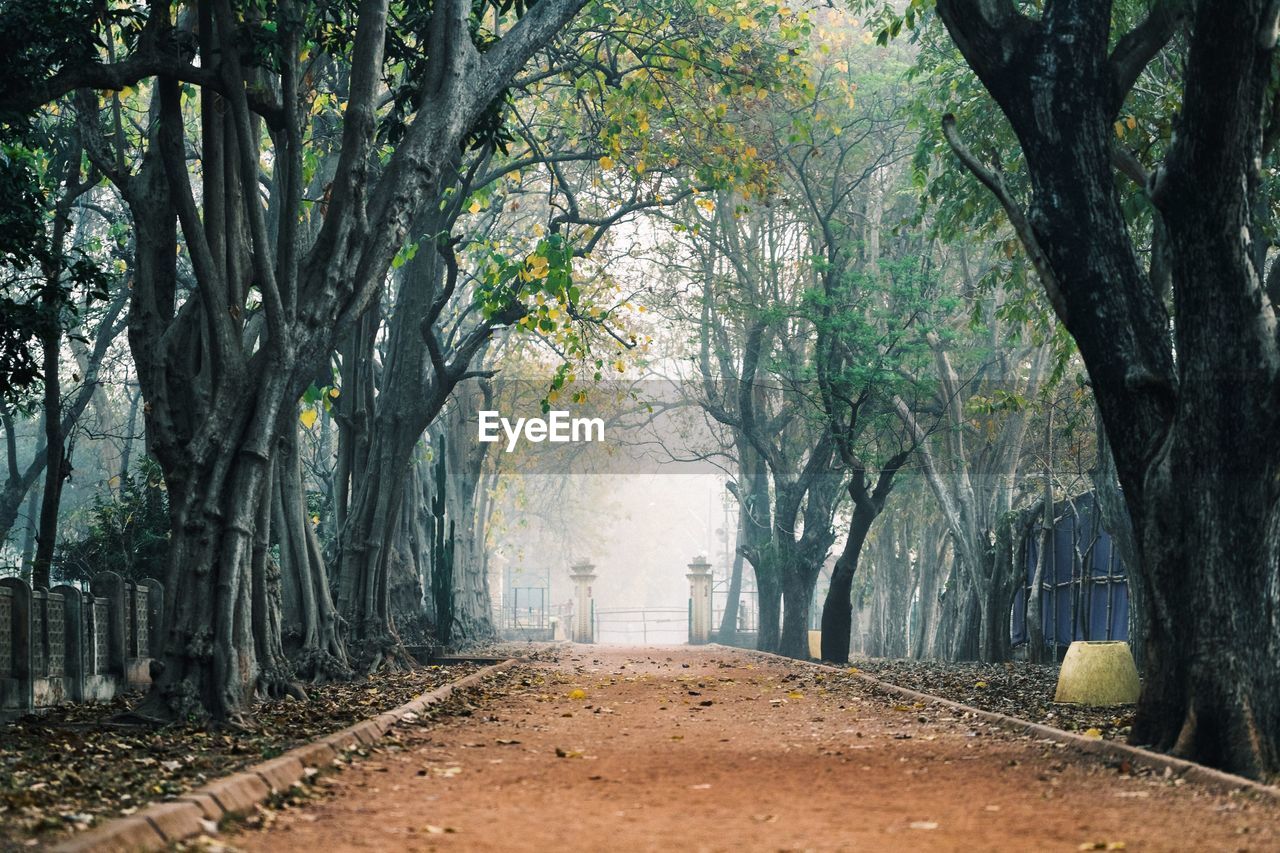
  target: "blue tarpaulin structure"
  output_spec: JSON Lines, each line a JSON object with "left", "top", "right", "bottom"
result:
{"left": 1010, "top": 492, "right": 1128, "bottom": 651}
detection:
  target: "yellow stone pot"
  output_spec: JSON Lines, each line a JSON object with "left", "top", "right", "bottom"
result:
{"left": 1054, "top": 640, "right": 1141, "bottom": 705}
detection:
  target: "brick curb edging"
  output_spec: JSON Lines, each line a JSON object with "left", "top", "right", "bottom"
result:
{"left": 53, "top": 658, "right": 521, "bottom": 852}
{"left": 715, "top": 644, "right": 1280, "bottom": 801}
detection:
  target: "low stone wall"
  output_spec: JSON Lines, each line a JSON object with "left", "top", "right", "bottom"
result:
{"left": 0, "top": 572, "right": 163, "bottom": 719}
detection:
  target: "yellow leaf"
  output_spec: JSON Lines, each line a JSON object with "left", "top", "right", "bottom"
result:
{"left": 1082, "top": 728, "right": 1103, "bottom": 740}
{"left": 598, "top": 156, "right": 615, "bottom": 170}
{"left": 787, "top": 690, "right": 804, "bottom": 699}
{"left": 468, "top": 199, "right": 482, "bottom": 214}
{"left": 975, "top": 681, "right": 988, "bottom": 689}
{"left": 568, "top": 688, "right": 586, "bottom": 700}
{"left": 1125, "top": 115, "right": 1137, "bottom": 130}
{"left": 299, "top": 409, "right": 318, "bottom": 429}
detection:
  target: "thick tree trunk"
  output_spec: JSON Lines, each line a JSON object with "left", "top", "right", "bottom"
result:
{"left": 1126, "top": 368, "right": 1280, "bottom": 775}
{"left": 937, "top": 0, "right": 1280, "bottom": 778}
{"left": 820, "top": 460, "right": 907, "bottom": 662}
{"left": 387, "top": 459, "right": 430, "bottom": 638}
{"left": 755, "top": 568, "right": 782, "bottom": 653}
{"left": 275, "top": 423, "right": 349, "bottom": 680}
{"left": 337, "top": 423, "right": 418, "bottom": 664}
{"left": 146, "top": 443, "right": 272, "bottom": 722}
{"left": 779, "top": 568, "right": 818, "bottom": 659}
{"left": 820, "top": 501, "right": 877, "bottom": 663}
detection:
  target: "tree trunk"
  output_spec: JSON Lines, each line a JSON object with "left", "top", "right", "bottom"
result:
{"left": 275, "top": 421, "right": 349, "bottom": 680}
{"left": 937, "top": 0, "right": 1280, "bottom": 778}
{"left": 779, "top": 568, "right": 817, "bottom": 659}
{"left": 146, "top": 439, "right": 273, "bottom": 722}
{"left": 30, "top": 327, "right": 66, "bottom": 591}
{"left": 441, "top": 386, "right": 497, "bottom": 647}
{"left": 250, "top": 464, "right": 297, "bottom": 699}
{"left": 1128, "top": 414, "right": 1280, "bottom": 777}
{"left": 755, "top": 567, "right": 782, "bottom": 653}
{"left": 717, "top": 513, "right": 747, "bottom": 641}
{"left": 820, "top": 500, "right": 877, "bottom": 662}
{"left": 912, "top": 531, "right": 946, "bottom": 660}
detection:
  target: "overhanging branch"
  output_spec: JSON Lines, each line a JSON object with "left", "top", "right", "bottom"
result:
{"left": 941, "top": 113, "right": 1068, "bottom": 323}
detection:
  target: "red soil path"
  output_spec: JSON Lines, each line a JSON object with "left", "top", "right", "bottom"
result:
{"left": 230, "top": 646, "right": 1278, "bottom": 852}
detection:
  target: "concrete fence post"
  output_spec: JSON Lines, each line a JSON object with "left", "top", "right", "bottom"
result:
{"left": 0, "top": 577, "right": 33, "bottom": 716}
{"left": 52, "top": 585, "right": 85, "bottom": 702}
{"left": 90, "top": 572, "right": 127, "bottom": 680}
{"left": 139, "top": 577, "right": 165, "bottom": 660}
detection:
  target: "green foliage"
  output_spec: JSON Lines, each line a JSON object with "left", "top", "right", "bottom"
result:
{"left": 0, "top": 136, "right": 113, "bottom": 404}
{"left": 0, "top": 0, "right": 101, "bottom": 125}
{"left": 0, "top": 0, "right": 118, "bottom": 403}
{"left": 54, "top": 459, "right": 170, "bottom": 585}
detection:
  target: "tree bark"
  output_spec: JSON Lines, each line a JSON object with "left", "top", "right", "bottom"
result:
{"left": 937, "top": 0, "right": 1280, "bottom": 777}
{"left": 275, "top": 420, "right": 349, "bottom": 680}
{"left": 820, "top": 453, "right": 909, "bottom": 662}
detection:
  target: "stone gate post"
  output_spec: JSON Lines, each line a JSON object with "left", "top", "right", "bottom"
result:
{"left": 569, "top": 561, "right": 597, "bottom": 644}
{"left": 687, "top": 556, "right": 712, "bottom": 645}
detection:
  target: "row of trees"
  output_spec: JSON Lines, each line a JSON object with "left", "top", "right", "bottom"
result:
{"left": 637, "top": 0, "right": 1280, "bottom": 781}
{"left": 3, "top": 0, "right": 1277, "bottom": 781}
{"left": 0, "top": 0, "right": 811, "bottom": 720}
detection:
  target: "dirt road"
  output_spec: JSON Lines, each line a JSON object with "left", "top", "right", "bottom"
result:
{"left": 230, "top": 646, "right": 1278, "bottom": 852}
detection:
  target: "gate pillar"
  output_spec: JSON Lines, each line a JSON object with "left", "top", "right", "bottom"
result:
{"left": 687, "top": 556, "right": 713, "bottom": 645}
{"left": 569, "top": 560, "right": 597, "bottom": 644}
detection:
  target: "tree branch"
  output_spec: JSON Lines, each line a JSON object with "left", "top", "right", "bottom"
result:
{"left": 1108, "top": 0, "right": 1193, "bottom": 116}
{"left": 942, "top": 113, "right": 1069, "bottom": 322}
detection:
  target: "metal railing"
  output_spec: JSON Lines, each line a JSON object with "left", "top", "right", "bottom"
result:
{"left": 593, "top": 607, "right": 689, "bottom": 644}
